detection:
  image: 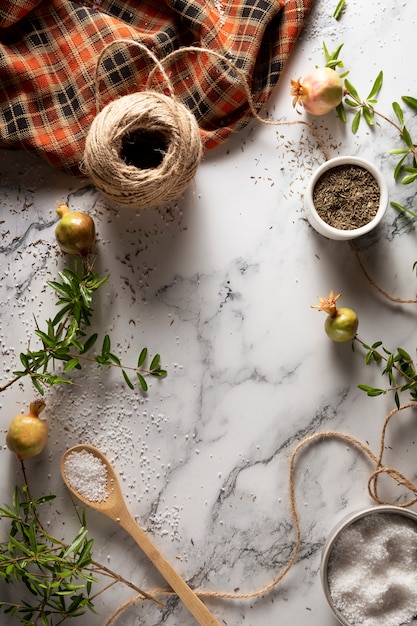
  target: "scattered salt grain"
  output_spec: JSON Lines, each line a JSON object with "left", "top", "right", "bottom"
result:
{"left": 327, "top": 511, "right": 417, "bottom": 626}
{"left": 64, "top": 449, "right": 109, "bottom": 502}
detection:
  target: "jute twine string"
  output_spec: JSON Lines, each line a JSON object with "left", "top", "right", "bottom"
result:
{"left": 157, "top": 49, "right": 416, "bottom": 306}
{"left": 349, "top": 240, "right": 417, "bottom": 304}
{"left": 83, "top": 40, "right": 417, "bottom": 624}
{"left": 149, "top": 45, "right": 332, "bottom": 161}
{"left": 82, "top": 39, "right": 331, "bottom": 209}
{"left": 82, "top": 40, "right": 203, "bottom": 209}
{"left": 105, "top": 402, "right": 417, "bottom": 625}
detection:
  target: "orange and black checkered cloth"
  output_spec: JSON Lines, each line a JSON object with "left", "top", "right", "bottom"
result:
{"left": 0, "top": 0, "right": 313, "bottom": 177}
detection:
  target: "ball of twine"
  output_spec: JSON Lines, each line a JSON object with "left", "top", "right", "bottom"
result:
{"left": 82, "top": 90, "right": 202, "bottom": 209}
{"left": 82, "top": 39, "right": 329, "bottom": 210}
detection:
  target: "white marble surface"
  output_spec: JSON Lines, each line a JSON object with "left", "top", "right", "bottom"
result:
{"left": 1, "top": 1, "right": 417, "bottom": 624}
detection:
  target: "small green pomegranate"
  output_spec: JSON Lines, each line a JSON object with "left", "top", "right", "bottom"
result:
{"left": 6, "top": 400, "right": 48, "bottom": 460}
{"left": 55, "top": 204, "right": 95, "bottom": 256}
{"left": 312, "top": 290, "right": 358, "bottom": 342}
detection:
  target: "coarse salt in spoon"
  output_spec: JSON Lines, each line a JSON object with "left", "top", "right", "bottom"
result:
{"left": 60, "top": 444, "right": 221, "bottom": 626}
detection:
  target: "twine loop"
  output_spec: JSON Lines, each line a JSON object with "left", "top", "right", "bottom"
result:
{"left": 82, "top": 40, "right": 203, "bottom": 209}
{"left": 105, "top": 402, "right": 417, "bottom": 625}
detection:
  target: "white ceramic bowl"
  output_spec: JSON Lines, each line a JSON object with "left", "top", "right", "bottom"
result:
{"left": 321, "top": 505, "right": 417, "bottom": 626}
{"left": 304, "top": 156, "right": 388, "bottom": 240}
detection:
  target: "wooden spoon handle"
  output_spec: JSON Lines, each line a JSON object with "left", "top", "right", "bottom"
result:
{"left": 120, "top": 512, "right": 221, "bottom": 626}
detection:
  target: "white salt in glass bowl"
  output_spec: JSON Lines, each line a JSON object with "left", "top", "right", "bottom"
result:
{"left": 304, "top": 156, "right": 388, "bottom": 240}
{"left": 321, "top": 505, "right": 417, "bottom": 626}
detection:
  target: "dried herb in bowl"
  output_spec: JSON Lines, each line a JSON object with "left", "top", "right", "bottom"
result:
{"left": 313, "top": 164, "right": 380, "bottom": 230}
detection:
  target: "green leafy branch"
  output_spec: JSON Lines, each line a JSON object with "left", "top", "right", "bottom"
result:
{"left": 0, "top": 484, "right": 158, "bottom": 625}
{"left": 94, "top": 340, "right": 166, "bottom": 393}
{"left": 354, "top": 337, "right": 417, "bottom": 409}
{"left": 323, "top": 42, "right": 417, "bottom": 217}
{"left": 0, "top": 262, "right": 167, "bottom": 395}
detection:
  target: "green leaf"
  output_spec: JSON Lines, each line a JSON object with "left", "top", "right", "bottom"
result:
{"left": 344, "top": 97, "right": 360, "bottom": 108}
{"left": 382, "top": 353, "right": 394, "bottom": 374}
{"left": 326, "top": 59, "right": 344, "bottom": 70}
{"left": 81, "top": 333, "right": 98, "bottom": 354}
{"left": 401, "top": 172, "right": 417, "bottom": 185}
{"left": 62, "top": 527, "right": 89, "bottom": 559}
{"left": 344, "top": 78, "right": 360, "bottom": 101}
{"left": 51, "top": 303, "right": 73, "bottom": 326}
{"left": 31, "top": 377, "right": 45, "bottom": 395}
{"left": 150, "top": 354, "right": 161, "bottom": 371}
{"left": 357, "top": 384, "right": 386, "bottom": 397}
{"left": 63, "top": 358, "right": 80, "bottom": 372}
{"left": 47, "top": 280, "right": 72, "bottom": 298}
{"left": 362, "top": 106, "right": 375, "bottom": 127}
{"left": 19, "top": 353, "right": 30, "bottom": 369}
{"left": 122, "top": 370, "right": 134, "bottom": 389}
{"left": 101, "top": 334, "right": 111, "bottom": 358}
{"left": 76, "top": 538, "right": 94, "bottom": 569}
{"left": 392, "top": 101, "right": 404, "bottom": 126}
{"left": 390, "top": 200, "right": 417, "bottom": 219}
{"left": 152, "top": 369, "right": 168, "bottom": 378}
{"left": 332, "top": 0, "right": 345, "bottom": 20}
{"left": 8, "top": 534, "right": 33, "bottom": 556}
{"left": 108, "top": 353, "right": 121, "bottom": 366}
{"left": 26, "top": 521, "right": 38, "bottom": 553}
{"left": 88, "top": 274, "right": 109, "bottom": 291}
{"left": 66, "top": 594, "right": 86, "bottom": 614}
{"left": 351, "top": 110, "right": 361, "bottom": 134}
{"left": 34, "top": 329, "right": 56, "bottom": 348}
{"left": 69, "top": 339, "right": 84, "bottom": 353}
{"left": 402, "top": 95, "right": 417, "bottom": 111}
{"left": 366, "top": 70, "right": 383, "bottom": 101}
{"left": 137, "top": 347, "right": 147, "bottom": 367}
{"left": 137, "top": 372, "right": 148, "bottom": 392}
{"left": 401, "top": 125, "right": 413, "bottom": 148}
{"left": 393, "top": 154, "right": 407, "bottom": 180}
{"left": 397, "top": 348, "right": 412, "bottom": 361}
{"left": 60, "top": 267, "right": 80, "bottom": 284}
{"left": 336, "top": 102, "right": 347, "bottom": 123}
{"left": 323, "top": 40, "right": 331, "bottom": 63}
{"left": 36, "top": 494, "right": 56, "bottom": 505}
{"left": 79, "top": 284, "right": 92, "bottom": 308}
{"left": 323, "top": 41, "right": 344, "bottom": 64}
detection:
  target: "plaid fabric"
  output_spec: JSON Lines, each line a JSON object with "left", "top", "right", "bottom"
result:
{"left": 0, "top": 0, "right": 43, "bottom": 28}
{"left": 0, "top": 0, "right": 314, "bottom": 177}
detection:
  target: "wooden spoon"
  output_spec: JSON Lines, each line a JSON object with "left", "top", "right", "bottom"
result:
{"left": 60, "top": 444, "right": 221, "bottom": 626}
